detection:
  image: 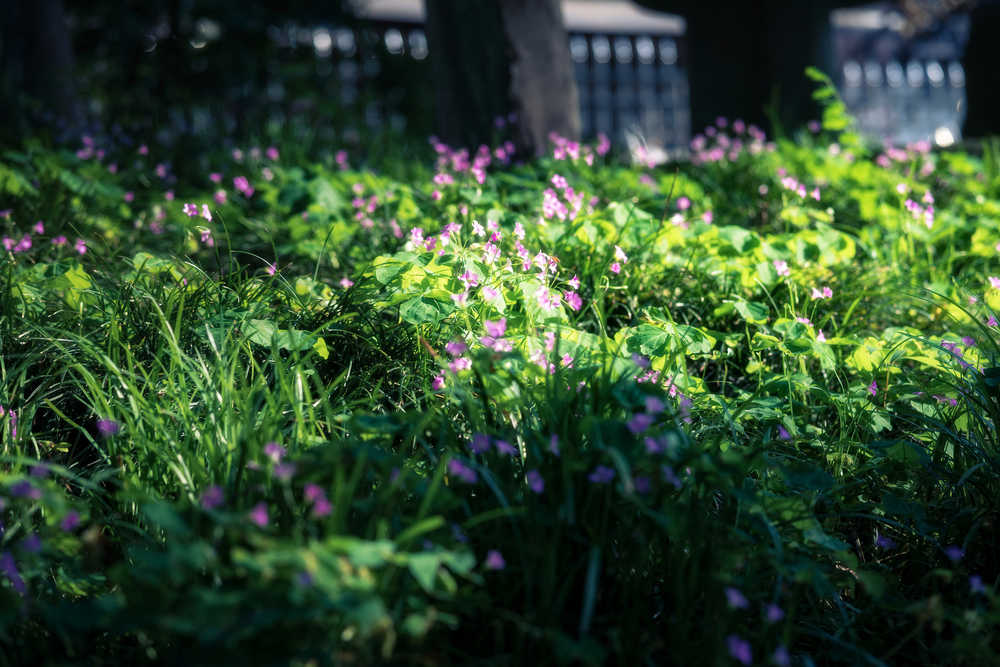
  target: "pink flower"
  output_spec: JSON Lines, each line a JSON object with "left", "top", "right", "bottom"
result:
{"left": 201, "top": 485, "right": 224, "bottom": 510}
{"left": 868, "top": 380, "right": 878, "bottom": 397}
{"left": 233, "top": 176, "right": 254, "bottom": 198}
{"left": 200, "top": 204, "right": 212, "bottom": 222}
{"left": 773, "top": 260, "right": 790, "bottom": 277}
{"left": 266, "top": 146, "right": 279, "bottom": 161}
{"left": 989, "top": 277, "right": 1000, "bottom": 289}
{"left": 74, "top": 238, "right": 87, "bottom": 255}
{"left": 459, "top": 271, "right": 479, "bottom": 288}
{"left": 448, "top": 357, "right": 471, "bottom": 373}
{"left": 32, "top": 221, "right": 44, "bottom": 234}
{"left": 312, "top": 497, "right": 332, "bottom": 518}
{"left": 610, "top": 262, "right": 621, "bottom": 275}
{"left": 445, "top": 340, "right": 468, "bottom": 356}
{"left": 249, "top": 502, "right": 269, "bottom": 527}
{"left": 214, "top": 189, "right": 227, "bottom": 205}
{"left": 702, "top": 210, "right": 714, "bottom": 224}
{"left": 431, "top": 375, "right": 445, "bottom": 390}
{"left": 183, "top": 203, "right": 198, "bottom": 217}
{"left": 565, "top": 291, "right": 583, "bottom": 311}
{"left": 484, "top": 549, "right": 506, "bottom": 570}
{"left": 484, "top": 318, "right": 507, "bottom": 338}
{"left": 340, "top": 277, "right": 354, "bottom": 289}
{"left": 266, "top": 263, "right": 276, "bottom": 276}
{"left": 264, "top": 442, "right": 286, "bottom": 463}
{"left": 210, "top": 172, "right": 222, "bottom": 183}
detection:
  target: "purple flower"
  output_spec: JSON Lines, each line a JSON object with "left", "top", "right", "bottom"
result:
{"left": 868, "top": 380, "right": 878, "bottom": 397}
{"left": 969, "top": 575, "right": 987, "bottom": 594}
{"left": 645, "top": 396, "right": 666, "bottom": 414}
{"left": 726, "top": 635, "right": 752, "bottom": 666}
{"left": 273, "top": 463, "right": 297, "bottom": 481}
{"left": 249, "top": 502, "right": 269, "bottom": 527}
{"left": 494, "top": 439, "right": 517, "bottom": 456}
{"left": 264, "top": 442, "right": 286, "bottom": 463}
{"left": 662, "top": 465, "right": 683, "bottom": 490}
{"left": 773, "top": 645, "right": 791, "bottom": 667}
{"left": 60, "top": 511, "right": 81, "bottom": 532}
{"left": 627, "top": 413, "right": 654, "bottom": 435}
{"left": 22, "top": 534, "right": 41, "bottom": 553}
{"left": 876, "top": 532, "right": 896, "bottom": 550}
{"left": 0, "top": 552, "right": 26, "bottom": 596}
{"left": 526, "top": 469, "right": 545, "bottom": 494}
{"left": 725, "top": 586, "right": 749, "bottom": 609}
{"left": 548, "top": 434, "right": 560, "bottom": 457}
{"left": 777, "top": 425, "right": 791, "bottom": 440}
{"left": 633, "top": 475, "right": 651, "bottom": 494}
{"left": 447, "top": 459, "right": 478, "bottom": 484}
{"left": 29, "top": 465, "right": 48, "bottom": 478}
{"left": 588, "top": 465, "right": 615, "bottom": 484}
{"left": 96, "top": 419, "right": 120, "bottom": 437}
{"left": 200, "top": 485, "right": 225, "bottom": 510}
{"left": 765, "top": 603, "right": 784, "bottom": 623}
{"left": 304, "top": 483, "right": 325, "bottom": 503}
{"left": 469, "top": 433, "right": 490, "bottom": 455}
{"left": 9, "top": 480, "right": 41, "bottom": 500}
{"left": 312, "top": 497, "right": 333, "bottom": 518}
{"left": 944, "top": 545, "right": 964, "bottom": 563}
{"left": 485, "top": 549, "right": 506, "bottom": 570}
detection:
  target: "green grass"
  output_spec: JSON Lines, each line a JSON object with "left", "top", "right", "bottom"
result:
{"left": 1, "top": 90, "right": 999, "bottom": 665}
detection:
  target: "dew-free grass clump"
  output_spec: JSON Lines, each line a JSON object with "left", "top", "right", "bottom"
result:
{"left": 1, "top": 105, "right": 999, "bottom": 664}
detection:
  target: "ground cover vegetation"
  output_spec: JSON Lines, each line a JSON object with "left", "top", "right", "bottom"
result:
{"left": 1, "top": 71, "right": 999, "bottom": 665}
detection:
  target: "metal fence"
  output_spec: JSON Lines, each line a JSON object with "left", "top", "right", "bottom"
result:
{"left": 275, "top": 2, "right": 973, "bottom": 151}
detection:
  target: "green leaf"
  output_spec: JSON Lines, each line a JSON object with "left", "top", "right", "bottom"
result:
{"left": 734, "top": 301, "right": 769, "bottom": 325}
{"left": 399, "top": 295, "right": 454, "bottom": 325}
{"left": 407, "top": 552, "right": 442, "bottom": 592}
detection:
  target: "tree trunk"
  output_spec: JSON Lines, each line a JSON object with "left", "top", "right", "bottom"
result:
{"left": 498, "top": 0, "right": 580, "bottom": 156}
{"left": 961, "top": 1, "right": 1000, "bottom": 138}
{"left": 682, "top": 1, "right": 834, "bottom": 136}
{"left": 423, "top": 0, "right": 579, "bottom": 156}
{"left": 424, "top": 0, "right": 511, "bottom": 149}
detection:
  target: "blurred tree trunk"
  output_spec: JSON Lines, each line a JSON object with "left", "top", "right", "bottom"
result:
{"left": 424, "top": 0, "right": 510, "bottom": 149}
{"left": 424, "top": 0, "right": 579, "bottom": 156}
{"left": 961, "top": 1, "right": 1000, "bottom": 138}
{"left": 0, "top": 0, "right": 79, "bottom": 134}
{"left": 498, "top": 0, "right": 580, "bottom": 155}
{"left": 680, "top": 1, "right": 835, "bottom": 135}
